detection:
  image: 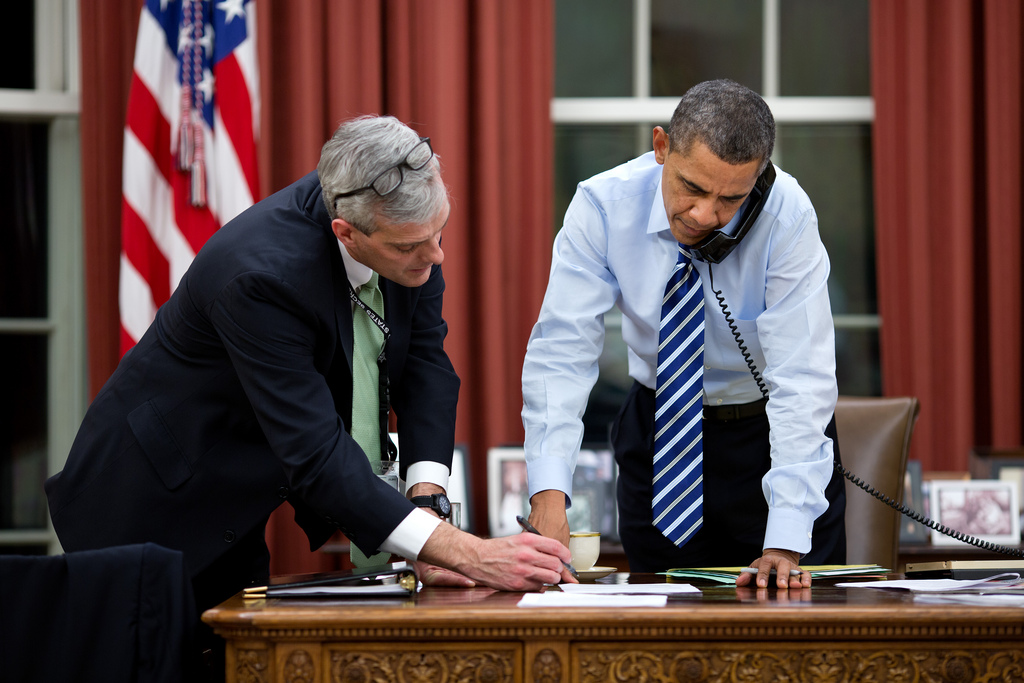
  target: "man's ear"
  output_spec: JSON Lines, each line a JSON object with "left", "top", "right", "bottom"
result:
{"left": 331, "top": 218, "right": 358, "bottom": 248}
{"left": 653, "top": 126, "right": 669, "bottom": 165}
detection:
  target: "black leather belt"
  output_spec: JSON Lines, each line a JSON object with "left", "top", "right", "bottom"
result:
{"left": 703, "top": 397, "right": 768, "bottom": 422}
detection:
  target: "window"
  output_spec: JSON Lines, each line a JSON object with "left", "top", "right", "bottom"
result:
{"left": 553, "top": 0, "right": 876, "bottom": 442}
{"left": 0, "top": 1, "right": 83, "bottom": 555}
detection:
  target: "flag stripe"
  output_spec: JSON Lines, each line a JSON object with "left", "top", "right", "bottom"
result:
{"left": 215, "top": 56, "right": 259, "bottom": 205}
{"left": 121, "top": 198, "right": 171, "bottom": 306}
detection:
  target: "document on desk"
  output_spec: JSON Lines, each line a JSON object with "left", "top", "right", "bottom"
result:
{"left": 912, "top": 592, "right": 1024, "bottom": 607}
{"left": 558, "top": 583, "right": 699, "bottom": 595}
{"left": 663, "top": 564, "right": 887, "bottom": 584}
{"left": 837, "top": 573, "right": 1023, "bottom": 593}
{"left": 518, "top": 593, "right": 669, "bottom": 608}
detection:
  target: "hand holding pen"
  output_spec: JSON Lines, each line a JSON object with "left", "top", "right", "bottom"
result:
{"left": 517, "top": 515, "right": 580, "bottom": 581}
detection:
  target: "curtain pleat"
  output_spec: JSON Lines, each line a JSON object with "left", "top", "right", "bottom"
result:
{"left": 871, "top": 0, "right": 1023, "bottom": 470}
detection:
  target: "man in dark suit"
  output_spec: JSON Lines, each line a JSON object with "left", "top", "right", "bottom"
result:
{"left": 46, "top": 116, "right": 570, "bottom": 621}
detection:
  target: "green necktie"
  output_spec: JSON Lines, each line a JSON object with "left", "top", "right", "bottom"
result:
{"left": 349, "top": 272, "right": 390, "bottom": 567}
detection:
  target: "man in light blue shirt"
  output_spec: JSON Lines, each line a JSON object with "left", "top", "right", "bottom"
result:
{"left": 522, "top": 80, "right": 846, "bottom": 588}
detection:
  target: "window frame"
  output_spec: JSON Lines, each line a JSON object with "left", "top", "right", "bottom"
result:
{"left": 551, "top": 0, "right": 879, "bottom": 338}
{"left": 0, "top": 0, "right": 84, "bottom": 555}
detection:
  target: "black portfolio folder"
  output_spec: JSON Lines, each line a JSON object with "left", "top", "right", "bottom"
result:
{"left": 243, "top": 561, "right": 418, "bottom": 598}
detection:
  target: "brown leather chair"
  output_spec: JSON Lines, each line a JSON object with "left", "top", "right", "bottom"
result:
{"left": 834, "top": 396, "right": 921, "bottom": 570}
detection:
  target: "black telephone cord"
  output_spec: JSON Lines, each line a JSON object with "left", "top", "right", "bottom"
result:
{"left": 706, "top": 265, "right": 1024, "bottom": 558}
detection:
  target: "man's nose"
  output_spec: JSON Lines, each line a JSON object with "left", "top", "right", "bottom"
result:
{"left": 689, "top": 198, "right": 718, "bottom": 229}
{"left": 427, "top": 235, "right": 444, "bottom": 265}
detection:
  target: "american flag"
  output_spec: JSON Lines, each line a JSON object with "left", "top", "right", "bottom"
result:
{"left": 120, "top": 0, "right": 260, "bottom": 354}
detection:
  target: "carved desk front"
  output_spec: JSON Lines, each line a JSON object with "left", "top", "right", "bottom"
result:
{"left": 203, "top": 573, "right": 1024, "bottom": 683}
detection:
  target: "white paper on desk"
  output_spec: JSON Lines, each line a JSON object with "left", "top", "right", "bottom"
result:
{"left": 837, "top": 573, "right": 1022, "bottom": 593}
{"left": 913, "top": 593, "right": 1024, "bottom": 607}
{"left": 559, "top": 583, "right": 699, "bottom": 595}
{"left": 518, "top": 593, "right": 668, "bottom": 608}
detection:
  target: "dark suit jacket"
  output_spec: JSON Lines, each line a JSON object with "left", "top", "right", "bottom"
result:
{"left": 46, "top": 171, "right": 461, "bottom": 582}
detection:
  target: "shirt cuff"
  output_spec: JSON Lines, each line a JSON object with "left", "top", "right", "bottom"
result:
{"left": 525, "top": 456, "right": 574, "bottom": 507}
{"left": 763, "top": 507, "right": 814, "bottom": 555}
{"left": 404, "top": 461, "right": 450, "bottom": 494}
{"left": 379, "top": 508, "right": 443, "bottom": 560}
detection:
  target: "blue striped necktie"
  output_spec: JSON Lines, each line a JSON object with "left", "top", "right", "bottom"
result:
{"left": 653, "top": 244, "right": 704, "bottom": 547}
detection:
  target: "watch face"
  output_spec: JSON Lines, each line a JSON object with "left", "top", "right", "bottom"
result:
{"left": 436, "top": 494, "right": 452, "bottom": 517}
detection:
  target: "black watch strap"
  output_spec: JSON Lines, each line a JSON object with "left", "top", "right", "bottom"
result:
{"left": 411, "top": 493, "right": 450, "bottom": 518}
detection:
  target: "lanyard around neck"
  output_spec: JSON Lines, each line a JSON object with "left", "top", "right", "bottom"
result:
{"left": 348, "top": 283, "right": 390, "bottom": 363}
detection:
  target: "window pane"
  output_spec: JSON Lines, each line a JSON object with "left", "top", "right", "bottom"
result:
{"left": 650, "top": 0, "right": 762, "bottom": 97}
{"left": 555, "top": 0, "right": 634, "bottom": 97}
{"left": 0, "top": 335, "right": 49, "bottom": 530}
{"left": 780, "top": 0, "right": 870, "bottom": 96}
{"left": 0, "top": 122, "right": 49, "bottom": 318}
{"left": 554, "top": 124, "right": 650, "bottom": 229}
{"left": 836, "top": 328, "right": 882, "bottom": 396}
{"left": 0, "top": 1, "right": 34, "bottom": 89}
{"left": 776, "top": 124, "right": 875, "bottom": 315}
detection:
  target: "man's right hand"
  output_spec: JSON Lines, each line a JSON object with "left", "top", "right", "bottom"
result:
{"left": 418, "top": 522, "right": 571, "bottom": 591}
{"left": 527, "top": 489, "right": 571, "bottom": 547}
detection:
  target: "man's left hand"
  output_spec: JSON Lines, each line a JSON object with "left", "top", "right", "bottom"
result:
{"left": 412, "top": 560, "right": 476, "bottom": 587}
{"left": 734, "top": 548, "right": 810, "bottom": 589}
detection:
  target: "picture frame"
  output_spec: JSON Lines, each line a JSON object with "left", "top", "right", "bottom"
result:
{"left": 898, "top": 459, "right": 929, "bottom": 544}
{"left": 968, "top": 448, "right": 1024, "bottom": 522}
{"left": 487, "top": 445, "right": 618, "bottom": 540}
{"left": 928, "top": 479, "right": 1020, "bottom": 547}
{"left": 487, "top": 447, "right": 530, "bottom": 538}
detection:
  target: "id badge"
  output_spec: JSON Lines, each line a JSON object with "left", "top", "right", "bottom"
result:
{"left": 375, "top": 459, "right": 400, "bottom": 492}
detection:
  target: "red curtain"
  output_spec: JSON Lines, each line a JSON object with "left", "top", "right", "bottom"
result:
{"left": 871, "top": 0, "right": 1023, "bottom": 471}
{"left": 79, "top": 0, "right": 553, "bottom": 574}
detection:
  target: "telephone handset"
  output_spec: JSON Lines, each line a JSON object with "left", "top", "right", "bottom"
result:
{"left": 697, "top": 164, "right": 1024, "bottom": 558}
{"left": 689, "top": 163, "right": 776, "bottom": 264}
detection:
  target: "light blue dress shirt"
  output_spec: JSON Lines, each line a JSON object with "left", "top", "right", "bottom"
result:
{"left": 521, "top": 151, "right": 838, "bottom": 554}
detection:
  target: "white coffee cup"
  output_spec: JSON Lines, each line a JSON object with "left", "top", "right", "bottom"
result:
{"left": 568, "top": 531, "right": 601, "bottom": 571}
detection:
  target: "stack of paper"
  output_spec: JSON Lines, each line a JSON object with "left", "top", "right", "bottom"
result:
{"left": 662, "top": 564, "right": 888, "bottom": 584}
{"left": 838, "top": 573, "right": 1024, "bottom": 606}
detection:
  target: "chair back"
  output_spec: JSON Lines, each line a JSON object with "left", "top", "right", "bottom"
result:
{"left": 0, "top": 543, "right": 195, "bottom": 682}
{"left": 834, "top": 396, "right": 920, "bottom": 569}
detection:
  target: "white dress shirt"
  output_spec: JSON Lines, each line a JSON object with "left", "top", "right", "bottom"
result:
{"left": 338, "top": 243, "right": 446, "bottom": 559}
{"left": 521, "top": 151, "right": 838, "bottom": 554}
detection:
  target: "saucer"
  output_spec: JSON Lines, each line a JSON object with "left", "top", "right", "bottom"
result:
{"left": 575, "top": 566, "right": 616, "bottom": 581}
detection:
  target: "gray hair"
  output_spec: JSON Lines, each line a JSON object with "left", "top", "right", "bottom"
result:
{"left": 317, "top": 115, "right": 449, "bottom": 234}
{"left": 667, "top": 79, "right": 775, "bottom": 173}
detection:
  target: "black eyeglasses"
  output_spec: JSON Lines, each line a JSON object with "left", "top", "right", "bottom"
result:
{"left": 335, "top": 137, "right": 434, "bottom": 200}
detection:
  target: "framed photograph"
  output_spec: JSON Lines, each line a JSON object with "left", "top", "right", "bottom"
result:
{"left": 898, "top": 460, "right": 929, "bottom": 544}
{"left": 968, "top": 448, "right": 1024, "bottom": 523}
{"left": 487, "top": 447, "right": 530, "bottom": 538}
{"left": 928, "top": 479, "right": 1020, "bottom": 547}
{"left": 487, "top": 445, "right": 618, "bottom": 540}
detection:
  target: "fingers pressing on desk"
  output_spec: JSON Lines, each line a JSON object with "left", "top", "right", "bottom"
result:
{"left": 735, "top": 548, "right": 810, "bottom": 589}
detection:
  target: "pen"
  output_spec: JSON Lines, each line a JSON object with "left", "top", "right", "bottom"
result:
{"left": 515, "top": 515, "right": 580, "bottom": 580}
{"left": 740, "top": 568, "right": 804, "bottom": 576}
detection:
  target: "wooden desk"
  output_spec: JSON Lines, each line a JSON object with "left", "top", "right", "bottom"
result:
{"left": 203, "top": 574, "right": 1024, "bottom": 683}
